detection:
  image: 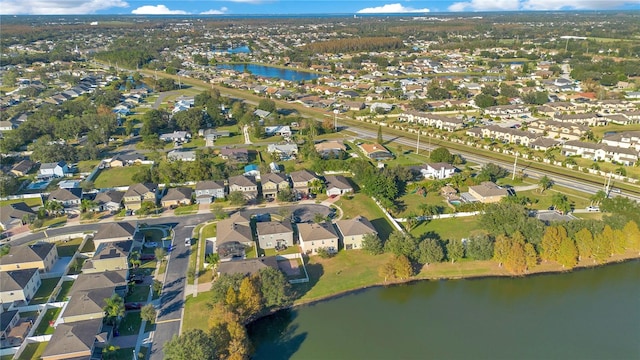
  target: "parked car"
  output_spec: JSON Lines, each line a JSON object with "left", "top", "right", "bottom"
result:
{"left": 143, "top": 242, "right": 158, "bottom": 248}
{"left": 586, "top": 206, "right": 600, "bottom": 212}
{"left": 125, "top": 302, "right": 142, "bottom": 310}
{"left": 140, "top": 254, "right": 156, "bottom": 261}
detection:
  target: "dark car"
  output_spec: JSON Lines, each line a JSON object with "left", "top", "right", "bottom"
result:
{"left": 125, "top": 302, "right": 142, "bottom": 310}
{"left": 140, "top": 254, "right": 156, "bottom": 261}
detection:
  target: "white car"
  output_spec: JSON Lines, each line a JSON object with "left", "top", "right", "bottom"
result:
{"left": 185, "top": 238, "right": 191, "bottom": 246}
{"left": 586, "top": 206, "right": 600, "bottom": 212}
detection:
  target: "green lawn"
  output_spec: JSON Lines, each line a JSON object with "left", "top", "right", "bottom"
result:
{"left": 183, "top": 293, "right": 212, "bottom": 332}
{"left": 201, "top": 223, "right": 217, "bottom": 240}
{"left": 33, "top": 308, "right": 61, "bottom": 335}
{"left": 126, "top": 286, "right": 150, "bottom": 303}
{"left": 141, "top": 228, "right": 166, "bottom": 243}
{"left": 93, "top": 165, "right": 151, "bottom": 188}
{"left": 518, "top": 185, "right": 591, "bottom": 211}
{"left": 77, "top": 160, "right": 101, "bottom": 173}
{"left": 409, "top": 217, "right": 481, "bottom": 241}
{"left": 55, "top": 281, "right": 74, "bottom": 302}
{"left": 38, "top": 216, "right": 67, "bottom": 229}
{"left": 80, "top": 239, "right": 95, "bottom": 252}
{"left": 333, "top": 193, "right": 394, "bottom": 240}
{"left": 394, "top": 189, "right": 451, "bottom": 218}
{"left": 17, "top": 342, "right": 48, "bottom": 360}
{"left": 119, "top": 312, "right": 143, "bottom": 336}
{"left": 592, "top": 123, "right": 640, "bottom": 138}
{"left": 174, "top": 204, "right": 199, "bottom": 215}
{"left": 260, "top": 246, "right": 300, "bottom": 257}
{"left": 55, "top": 237, "right": 83, "bottom": 257}
{"left": 30, "top": 278, "right": 61, "bottom": 305}
{"left": 0, "top": 197, "right": 42, "bottom": 207}
{"left": 107, "top": 348, "right": 136, "bottom": 360}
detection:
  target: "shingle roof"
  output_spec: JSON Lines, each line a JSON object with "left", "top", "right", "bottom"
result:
{"left": 0, "top": 242, "right": 55, "bottom": 265}
{"left": 195, "top": 180, "right": 225, "bottom": 191}
{"left": 217, "top": 257, "right": 278, "bottom": 276}
{"left": 93, "top": 222, "right": 136, "bottom": 242}
{"left": 216, "top": 218, "right": 253, "bottom": 245}
{"left": 261, "top": 173, "right": 288, "bottom": 185}
{"left": 0, "top": 268, "right": 38, "bottom": 291}
{"left": 92, "top": 241, "right": 133, "bottom": 260}
{"left": 0, "top": 202, "right": 35, "bottom": 227}
{"left": 228, "top": 175, "right": 257, "bottom": 187}
{"left": 289, "top": 169, "right": 317, "bottom": 183}
{"left": 162, "top": 187, "right": 193, "bottom": 201}
{"left": 48, "top": 188, "right": 82, "bottom": 202}
{"left": 61, "top": 287, "right": 114, "bottom": 318}
{"left": 70, "top": 270, "right": 128, "bottom": 296}
{"left": 41, "top": 318, "right": 104, "bottom": 359}
{"left": 256, "top": 221, "right": 293, "bottom": 236}
{"left": 336, "top": 216, "right": 377, "bottom": 237}
{"left": 325, "top": 175, "right": 352, "bottom": 190}
{"left": 94, "top": 190, "right": 123, "bottom": 205}
{"left": 297, "top": 222, "right": 338, "bottom": 242}
{"left": 124, "top": 183, "right": 157, "bottom": 197}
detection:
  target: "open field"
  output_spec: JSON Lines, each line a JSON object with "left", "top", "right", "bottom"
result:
{"left": 93, "top": 165, "right": 151, "bottom": 188}
{"left": 183, "top": 294, "right": 211, "bottom": 331}
{"left": 410, "top": 216, "right": 481, "bottom": 241}
{"left": 333, "top": 193, "right": 394, "bottom": 240}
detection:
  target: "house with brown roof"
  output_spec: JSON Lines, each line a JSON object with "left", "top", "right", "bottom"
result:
{"left": 289, "top": 170, "right": 319, "bottom": 196}
{"left": 70, "top": 270, "right": 129, "bottom": 298}
{"left": 216, "top": 215, "right": 254, "bottom": 260}
{"left": 0, "top": 242, "right": 58, "bottom": 273}
{"left": 256, "top": 221, "right": 294, "bottom": 250}
{"left": 0, "top": 202, "right": 36, "bottom": 230}
{"left": 92, "top": 222, "right": 138, "bottom": 246}
{"left": 335, "top": 216, "right": 377, "bottom": 250}
{"left": 161, "top": 187, "right": 193, "bottom": 208}
{"left": 261, "top": 173, "right": 290, "bottom": 199}
{"left": 41, "top": 318, "right": 109, "bottom": 360}
{"left": 358, "top": 143, "right": 394, "bottom": 161}
{"left": 467, "top": 182, "right": 509, "bottom": 203}
{"left": 217, "top": 257, "right": 279, "bottom": 277}
{"left": 0, "top": 268, "right": 41, "bottom": 303}
{"left": 314, "top": 141, "right": 347, "bottom": 158}
{"left": 60, "top": 286, "right": 114, "bottom": 323}
{"left": 82, "top": 241, "right": 133, "bottom": 274}
{"left": 10, "top": 160, "right": 36, "bottom": 177}
{"left": 195, "top": 180, "right": 226, "bottom": 204}
{"left": 93, "top": 190, "right": 124, "bottom": 213}
{"left": 48, "top": 188, "right": 82, "bottom": 210}
{"left": 228, "top": 175, "right": 259, "bottom": 200}
{"left": 325, "top": 175, "right": 353, "bottom": 196}
{"left": 298, "top": 222, "right": 339, "bottom": 255}
{"left": 123, "top": 183, "right": 157, "bottom": 210}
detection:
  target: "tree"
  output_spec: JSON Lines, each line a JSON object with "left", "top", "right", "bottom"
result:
{"left": 228, "top": 191, "right": 246, "bottom": 206}
{"left": 174, "top": 107, "right": 204, "bottom": 135}
{"left": 478, "top": 163, "right": 508, "bottom": 183}
{"left": 141, "top": 304, "right": 157, "bottom": 324}
{"left": 418, "top": 238, "right": 444, "bottom": 265}
{"left": 574, "top": 228, "right": 595, "bottom": 261}
{"left": 276, "top": 188, "right": 295, "bottom": 203}
{"left": 466, "top": 234, "right": 494, "bottom": 260}
{"left": 538, "top": 176, "right": 553, "bottom": 193}
{"left": 524, "top": 243, "right": 538, "bottom": 270}
{"left": 103, "top": 294, "right": 125, "bottom": 328}
{"left": 475, "top": 93, "right": 496, "bottom": 108}
{"left": 258, "top": 99, "right": 276, "bottom": 113}
{"left": 377, "top": 125, "right": 383, "bottom": 144}
{"left": 429, "top": 147, "right": 453, "bottom": 163}
{"left": 152, "top": 279, "right": 163, "bottom": 296}
{"left": 446, "top": 239, "right": 465, "bottom": 263}
{"left": 589, "top": 190, "right": 607, "bottom": 206}
{"left": 557, "top": 237, "right": 579, "bottom": 269}
{"left": 551, "top": 193, "right": 571, "bottom": 214}
{"left": 612, "top": 229, "right": 626, "bottom": 255}
{"left": 493, "top": 235, "right": 511, "bottom": 267}
{"left": 164, "top": 329, "right": 217, "bottom": 360}
{"left": 541, "top": 226, "right": 567, "bottom": 262}
{"left": 362, "top": 233, "right": 384, "bottom": 255}
{"left": 129, "top": 251, "right": 141, "bottom": 268}
{"left": 504, "top": 237, "right": 527, "bottom": 275}
{"left": 102, "top": 344, "right": 121, "bottom": 360}
{"left": 308, "top": 179, "right": 326, "bottom": 195}
{"left": 384, "top": 231, "right": 419, "bottom": 261}
{"left": 155, "top": 247, "right": 167, "bottom": 261}
{"left": 258, "top": 267, "right": 292, "bottom": 308}
{"left": 237, "top": 276, "right": 263, "bottom": 321}
{"left": 379, "top": 255, "right": 413, "bottom": 281}
{"left": 623, "top": 220, "right": 640, "bottom": 253}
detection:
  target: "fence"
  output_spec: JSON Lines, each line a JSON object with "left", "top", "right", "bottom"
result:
{"left": 276, "top": 253, "right": 309, "bottom": 284}
{"left": 395, "top": 211, "right": 481, "bottom": 223}
{"left": 0, "top": 193, "right": 43, "bottom": 201}
{"left": 371, "top": 197, "right": 405, "bottom": 233}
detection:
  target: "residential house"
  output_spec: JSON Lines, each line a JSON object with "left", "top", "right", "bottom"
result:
{"left": 325, "top": 175, "right": 353, "bottom": 196}
{"left": 481, "top": 125, "right": 538, "bottom": 146}
{"left": 419, "top": 163, "right": 457, "bottom": 180}
{"left": 0, "top": 268, "right": 41, "bottom": 303}
{"left": 60, "top": 287, "right": 114, "bottom": 323}
{"left": 467, "top": 182, "right": 509, "bottom": 203}
{"left": 168, "top": 149, "right": 197, "bottom": 162}
{"left": 0, "top": 242, "right": 58, "bottom": 273}
{"left": 0, "top": 309, "right": 21, "bottom": 345}
{"left": 264, "top": 125, "right": 292, "bottom": 138}
{"left": 399, "top": 111, "right": 465, "bottom": 131}
{"left": 195, "top": 180, "right": 226, "bottom": 204}
{"left": 298, "top": 222, "right": 339, "bottom": 255}
{"left": 601, "top": 131, "right": 640, "bottom": 152}
{"left": 553, "top": 113, "right": 607, "bottom": 127}
{"left": 201, "top": 129, "right": 231, "bottom": 147}
{"left": 38, "top": 161, "right": 69, "bottom": 178}
{"left": 82, "top": 241, "right": 133, "bottom": 274}
{"left": 70, "top": 270, "right": 129, "bottom": 298}
{"left": 527, "top": 119, "right": 588, "bottom": 141}
{"left": 216, "top": 215, "right": 253, "bottom": 261}
{"left": 289, "top": 170, "right": 319, "bottom": 196}
{"left": 261, "top": 173, "right": 289, "bottom": 199}
{"left": 161, "top": 187, "right": 193, "bottom": 208}
{"left": 47, "top": 188, "right": 82, "bottom": 210}
{"left": 93, "top": 190, "right": 124, "bottom": 212}
{"left": 358, "top": 143, "right": 394, "bottom": 161}
{"left": 219, "top": 148, "right": 249, "bottom": 163}
{"left": 562, "top": 140, "right": 639, "bottom": 166}
{"left": 228, "top": 175, "right": 259, "bottom": 200}
{"left": 217, "top": 257, "right": 279, "bottom": 277}
{"left": 92, "top": 222, "right": 138, "bottom": 246}
{"left": 0, "top": 202, "right": 36, "bottom": 230}
{"left": 108, "top": 154, "right": 146, "bottom": 167}
{"left": 256, "top": 221, "right": 294, "bottom": 249}
{"left": 484, "top": 105, "right": 530, "bottom": 119}
{"left": 267, "top": 143, "right": 298, "bottom": 160}
{"left": 254, "top": 109, "right": 271, "bottom": 119}
{"left": 335, "top": 216, "right": 377, "bottom": 250}
{"left": 124, "top": 183, "right": 157, "bottom": 210}
{"left": 530, "top": 137, "right": 562, "bottom": 151}
{"left": 159, "top": 131, "right": 191, "bottom": 143}
{"left": 41, "top": 318, "right": 108, "bottom": 360}
{"left": 315, "top": 141, "right": 347, "bottom": 158}
{"left": 10, "top": 160, "right": 36, "bottom": 177}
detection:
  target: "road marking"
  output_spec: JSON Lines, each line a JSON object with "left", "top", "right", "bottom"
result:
{"left": 155, "top": 319, "right": 181, "bottom": 324}
{"left": 184, "top": 225, "right": 196, "bottom": 228}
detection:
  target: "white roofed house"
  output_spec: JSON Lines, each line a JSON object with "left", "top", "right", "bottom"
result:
{"left": 38, "top": 161, "right": 70, "bottom": 178}
{"left": 420, "top": 163, "right": 457, "bottom": 180}
{"left": 159, "top": 131, "right": 191, "bottom": 142}
{"left": 264, "top": 125, "right": 292, "bottom": 138}
{"left": 601, "top": 131, "right": 640, "bottom": 152}
{"left": 562, "top": 140, "right": 639, "bottom": 166}
{"left": 335, "top": 216, "right": 377, "bottom": 250}
{"left": 168, "top": 149, "right": 197, "bottom": 162}
{"left": 481, "top": 125, "right": 538, "bottom": 147}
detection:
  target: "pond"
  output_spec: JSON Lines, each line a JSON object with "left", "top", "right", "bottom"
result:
{"left": 217, "top": 64, "right": 320, "bottom": 81}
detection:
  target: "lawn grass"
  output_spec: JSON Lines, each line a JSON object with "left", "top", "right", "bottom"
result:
{"left": 261, "top": 246, "right": 300, "bottom": 257}
{"left": 55, "top": 237, "right": 83, "bottom": 257}
{"left": 55, "top": 280, "right": 74, "bottom": 302}
{"left": 188, "top": 241, "right": 198, "bottom": 285}
{"left": 141, "top": 228, "right": 165, "bottom": 243}
{"left": 519, "top": 184, "right": 591, "bottom": 211}
{"left": 17, "top": 342, "right": 48, "bottom": 360}
{"left": 574, "top": 212, "right": 604, "bottom": 220}
{"left": 333, "top": 193, "right": 394, "bottom": 240}
{"left": 158, "top": 259, "right": 167, "bottom": 275}
{"left": 410, "top": 217, "right": 481, "bottom": 241}
{"left": 119, "top": 312, "right": 143, "bottom": 336}
{"left": 30, "top": 278, "right": 61, "bottom": 305}
{"left": 394, "top": 189, "right": 451, "bottom": 218}
{"left": 77, "top": 160, "right": 101, "bottom": 173}
{"left": 126, "top": 286, "right": 150, "bottom": 303}
{"left": 93, "top": 165, "right": 151, "bottom": 188}
{"left": 174, "top": 204, "right": 199, "bottom": 215}
{"left": 592, "top": 123, "right": 640, "bottom": 138}
{"left": 33, "top": 308, "right": 61, "bottom": 335}
{"left": 80, "top": 239, "right": 95, "bottom": 252}
{"left": 183, "top": 293, "right": 212, "bottom": 332}
{"left": 201, "top": 223, "right": 217, "bottom": 239}
{"left": 0, "top": 197, "right": 43, "bottom": 207}
{"left": 39, "top": 216, "right": 67, "bottom": 229}
{"left": 108, "top": 348, "right": 136, "bottom": 360}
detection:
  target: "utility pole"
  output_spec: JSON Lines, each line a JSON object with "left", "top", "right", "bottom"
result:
{"left": 416, "top": 131, "right": 420, "bottom": 154}
{"left": 333, "top": 109, "right": 339, "bottom": 131}
{"left": 512, "top": 152, "right": 519, "bottom": 181}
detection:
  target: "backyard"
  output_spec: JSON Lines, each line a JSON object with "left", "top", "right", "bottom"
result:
{"left": 55, "top": 237, "right": 83, "bottom": 257}
{"left": 30, "top": 278, "right": 61, "bottom": 305}
{"left": 0, "top": 197, "right": 43, "bottom": 208}
{"left": 33, "top": 308, "right": 61, "bottom": 336}
{"left": 54, "top": 281, "right": 74, "bottom": 302}
{"left": 93, "top": 165, "right": 151, "bottom": 188}
{"left": 16, "top": 342, "right": 48, "bottom": 360}
{"left": 409, "top": 216, "right": 482, "bottom": 241}
{"left": 333, "top": 193, "right": 394, "bottom": 240}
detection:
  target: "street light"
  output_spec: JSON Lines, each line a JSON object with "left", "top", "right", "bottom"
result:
{"left": 333, "top": 109, "right": 339, "bottom": 131}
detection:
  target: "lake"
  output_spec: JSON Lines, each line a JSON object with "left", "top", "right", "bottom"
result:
{"left": 248, "top": 260, "right": 640, "bottom": 360}
{"left": 216, "top": 64, "right": 319, "bottom": 81}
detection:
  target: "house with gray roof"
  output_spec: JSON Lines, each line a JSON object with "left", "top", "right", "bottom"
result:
{"left": 0, "top": 202, "right": 35, "bottom": 230}
{"left": 10, "top": 159, "right": 36, "bottom": 177}
{"left": 47, "top": 187, "right": 82, "bottom": 210}
{"left": 93, "top": 190, "right": 124, "bottom": 213}
{"left": 195, "top": 180, "right": 226, "bottom": 204}
{"left": 298, "top": 222, "right": 339, "bottom": 255}
{"left": 289, "top": 170, "right": 319, "bottom": 196}
{"left": 168, "top": 149, "right": 197, "bottom": 162}
{"left": 82, "top": 240, "right": 133, "bottom": 274}
{"left": 217, "top": 257, "right": 279, "bottom": 277}
{"left": 325, "top": 175, "right": 353, "bottom": 196}
{"left": 256, "top": 221, "right": 294, "bottom": 250}
{"left": 0, "top": 242, "right": 58, "bottom": 273}
{"left": 0, "top": 268, "right": 41, "bottom": 303}
{"left": 228, "top": 175, "right": 259, "bottom": 200}
{"left": 60, "top": 287, "right": 114, "bottom": 323}
{"left": 161, "top": 187, "right": 193, "bottom": 208}
{"left": 41, "top": 318, "right": 108, "bottom": 360}
{"left": 335, "top": 216, "right": 377, "bottom": 250}
{"left": 70, "top": 270, "right": 129, "bottom": 298}
{"left": 92, "top": 222, "right": 138, "bottom": 246}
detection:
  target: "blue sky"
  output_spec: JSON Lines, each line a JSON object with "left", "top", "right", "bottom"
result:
{"left": 2, "top": 0, "right": 640, "bottom": 15}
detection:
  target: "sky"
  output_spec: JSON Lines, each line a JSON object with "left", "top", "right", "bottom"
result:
{"left": 1, "top": 0, "right": 640, "bottom": 15}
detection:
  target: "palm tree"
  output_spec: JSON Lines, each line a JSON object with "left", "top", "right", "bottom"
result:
{"left": 44, "top": 200, "right": 64, "bottom": 216}
{"left": 80, "top": 199, "right": 98, "bottom": 213}
{"left": 103, "top": 294, "right": 125, "bottom": 329}
{"left": 538, "top": 176, "right": 553, "bottom": 193}
{"left": 590, "top": 190, "right": 607, "bottom": 206}
{"left": 129, "top": 251, "right": 141, "bottom": 268}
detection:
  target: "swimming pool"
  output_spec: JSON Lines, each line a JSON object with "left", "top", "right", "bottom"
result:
{"left": 26, "top": 180, "right": 51, "bottom": 190}
{"left": 449, "top": 200, "right": 462, "bottom": 206}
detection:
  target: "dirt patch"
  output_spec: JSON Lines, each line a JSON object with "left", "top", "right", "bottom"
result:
{"left": 278, "top": 259, "right": 301, "bottom": 276}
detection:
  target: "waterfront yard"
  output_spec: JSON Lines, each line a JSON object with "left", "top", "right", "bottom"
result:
{"left": 93, "top": 165, "right": 151, "bottom": 188}
{"left": 333, "top": 193, "right": 394, "bottom": 240}
{"left": 409, "top": 217, "right": 481, "bottom": 241}
{"left": 183, "top": 293, "right": 211, "bottom": 331}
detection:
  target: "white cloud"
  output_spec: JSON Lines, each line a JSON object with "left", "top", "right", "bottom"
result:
{"left": 1, "top": 0, "right": 128, "bottom": 15}
{"left": 448, "top": 0, "right": 520, "bottom": 11}
{"left": 357, "top": 3, "right": 430, "bottom": 13}
{"left": 131, "top": 4, "right": 188, "bottom": 14}
{"left": 201, "top": 6, "right": 228, "bottom": 14}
